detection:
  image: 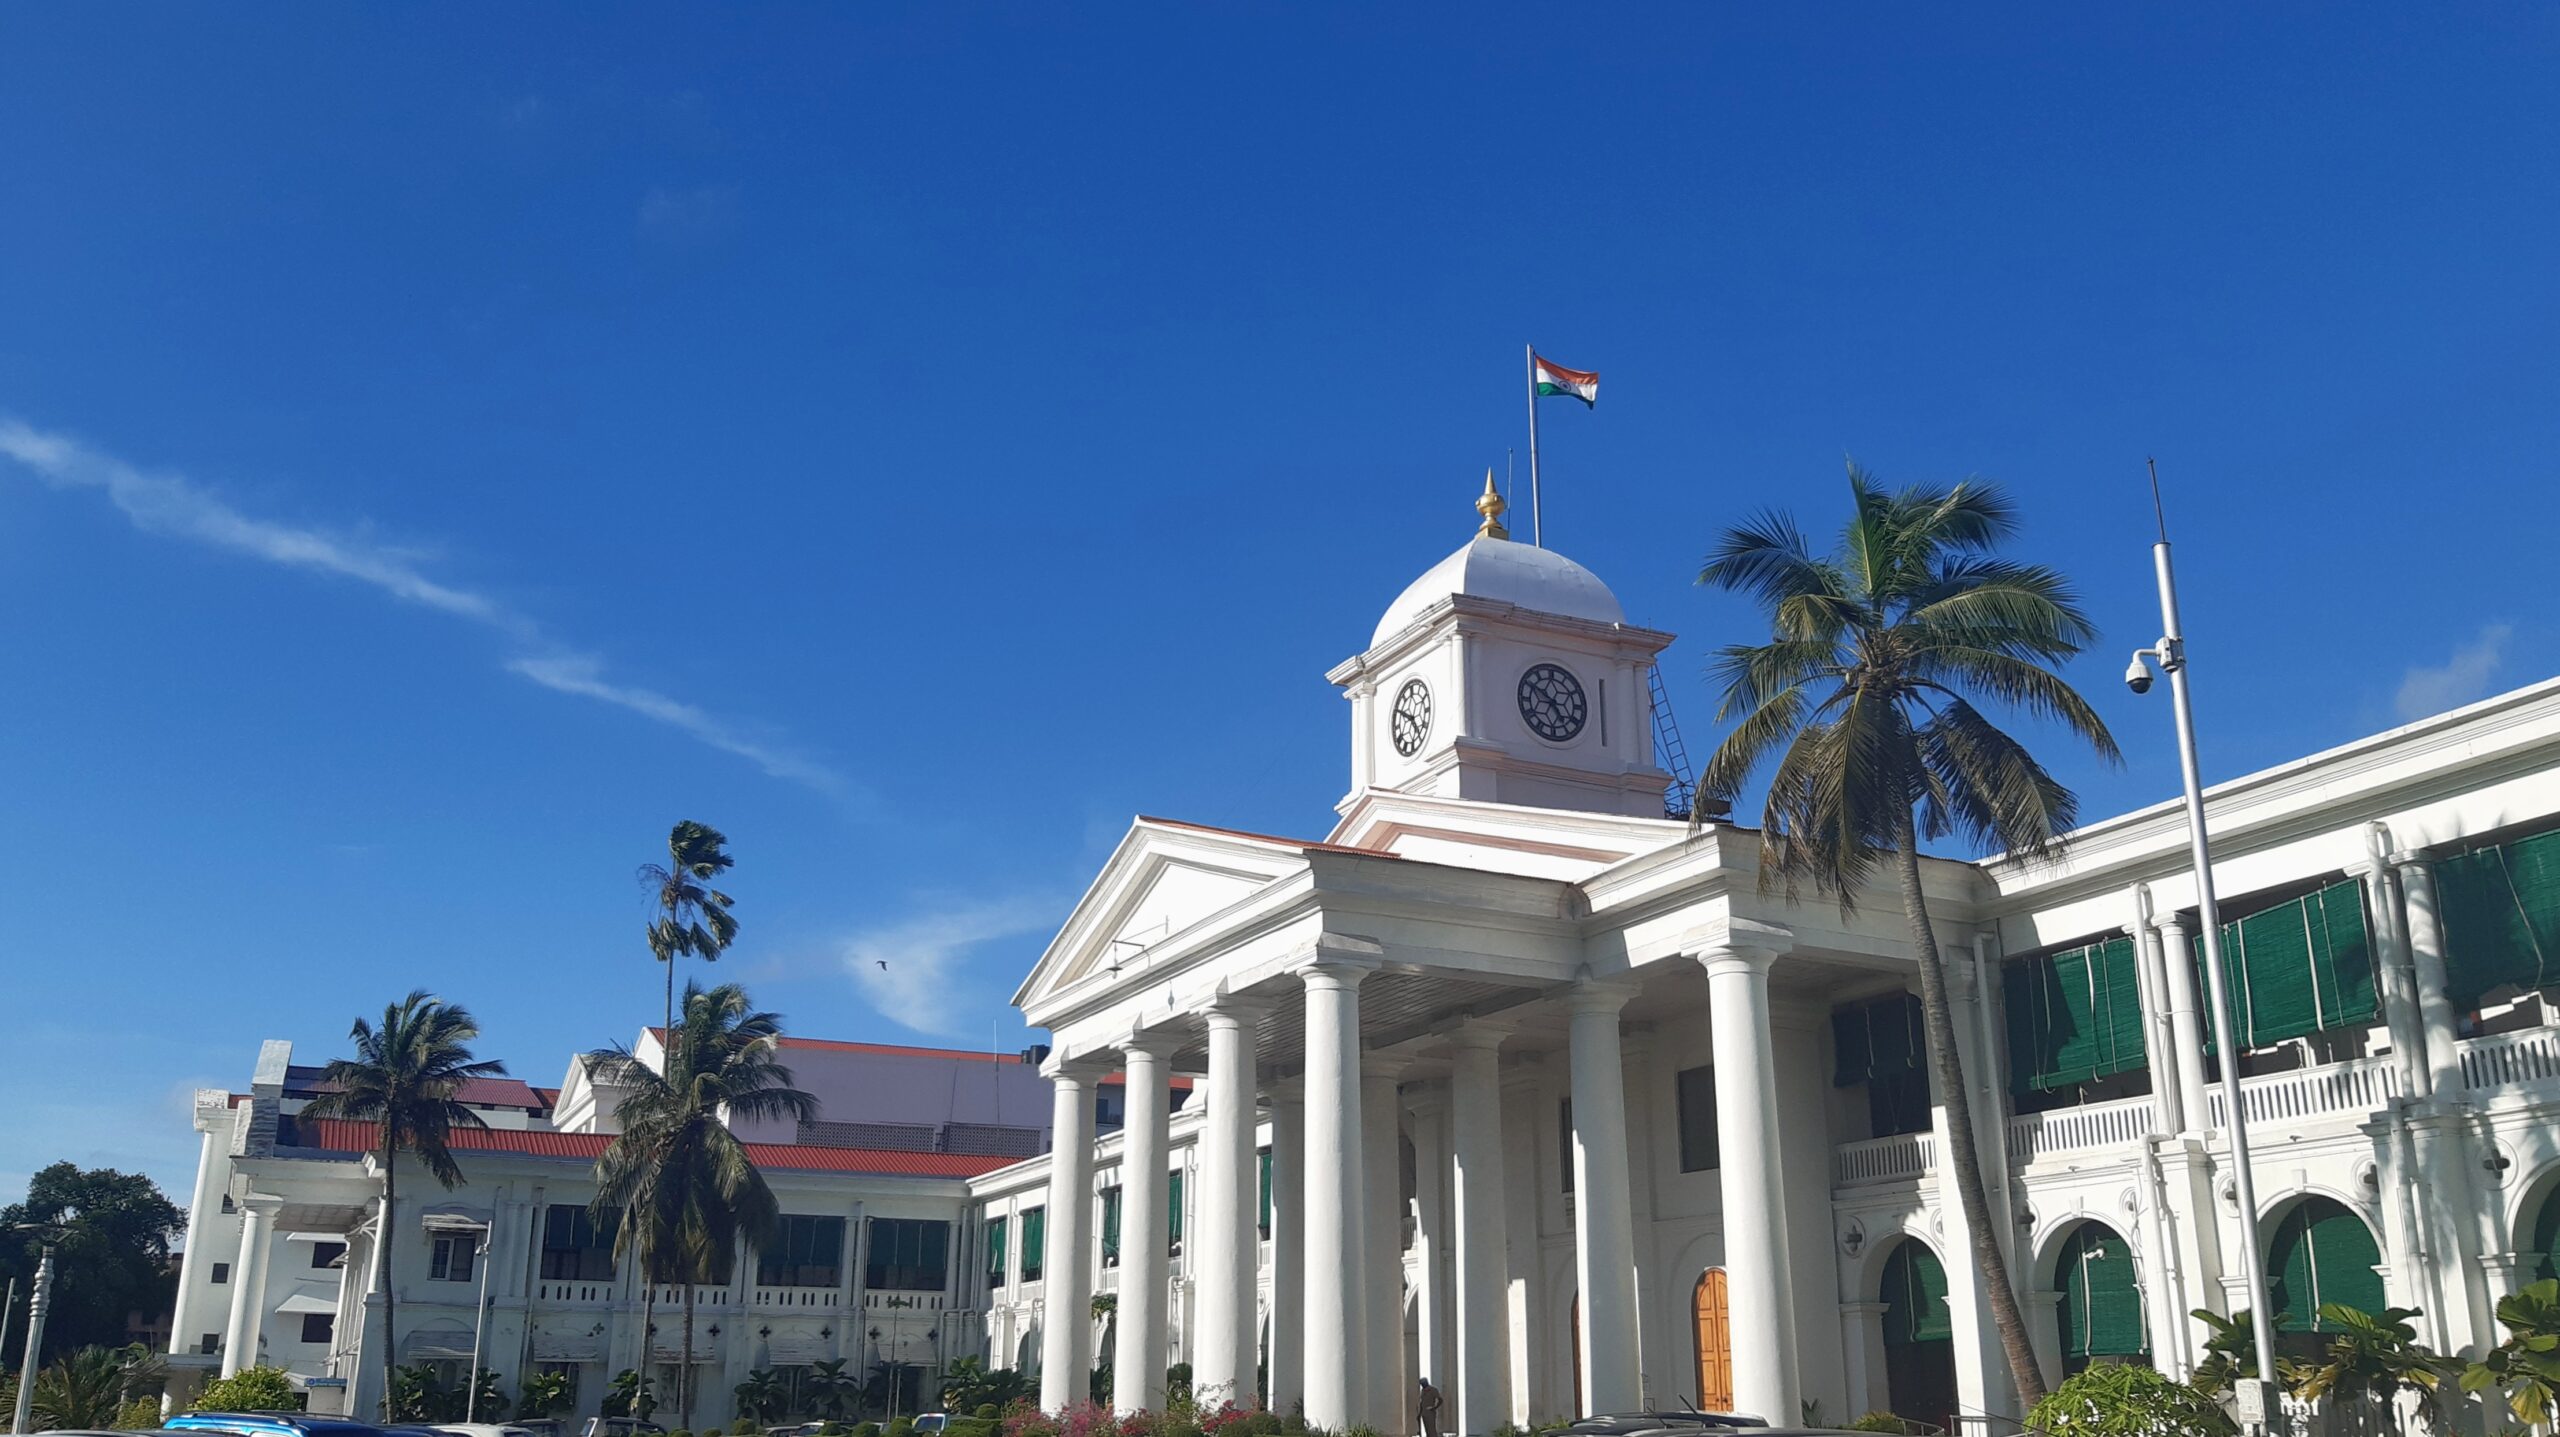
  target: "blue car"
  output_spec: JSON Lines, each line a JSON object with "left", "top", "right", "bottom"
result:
{"left": 164, "top": 1413, "right": 392, "bottom": 1437}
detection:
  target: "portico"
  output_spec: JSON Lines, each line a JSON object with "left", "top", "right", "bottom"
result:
{"left": 1000, "top": 487, "right": 1961, "bottom": 1430}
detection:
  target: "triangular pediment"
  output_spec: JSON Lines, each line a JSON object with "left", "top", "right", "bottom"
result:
{"left": 1011, "top": 817, "right": 1315, "bottom": 1019}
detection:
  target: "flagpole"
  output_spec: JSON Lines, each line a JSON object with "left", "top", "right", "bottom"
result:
{"left": 1524, "top": 342, "right": 1543, "bottom": 546}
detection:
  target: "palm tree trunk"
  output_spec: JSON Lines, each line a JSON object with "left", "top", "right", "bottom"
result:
{"left": 638, "top": 1275, "right": 657, "bottom": 1422}
{"left": 680, "top": 1281, "right": 697, "bottom": 1428}
{"left": 380, "top": 1146, "right": 400, "bottom": 1419}
{"left": 1892, "top": 815, "right": 2048, "bottom": 1408}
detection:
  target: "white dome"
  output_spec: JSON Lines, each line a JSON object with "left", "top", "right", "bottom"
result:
{"left": 1371, "top": 535, "right": 1626, "bottom": 646}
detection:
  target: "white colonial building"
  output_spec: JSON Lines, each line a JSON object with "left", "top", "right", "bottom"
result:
{"left": 166, "top": 1031, "right": 1106, "bottom": 1424}
{"left": 959, "top": 490, "right": 2560, "bottom": 1435}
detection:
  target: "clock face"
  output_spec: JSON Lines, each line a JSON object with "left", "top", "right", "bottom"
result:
{"left": 1517, "top": 663, "right": 1588, "bottom": 742}
{"left": 1390, "top": 678, "right": 1433, "bottom": 758}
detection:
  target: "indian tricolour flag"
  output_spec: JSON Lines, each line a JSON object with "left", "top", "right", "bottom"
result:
{"left": 1532, "top": 353, "right": 1598, "bottom": 407}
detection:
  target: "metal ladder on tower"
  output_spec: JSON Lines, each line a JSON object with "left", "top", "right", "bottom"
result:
{"left": 1648, "top": 662, "right": 1701, "bottom": 822}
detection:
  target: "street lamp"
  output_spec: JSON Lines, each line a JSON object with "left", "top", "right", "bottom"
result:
{"left": 464, "top": 1230, "right": 495, "bottom": 1423}
{"left": 2125, "top": 465, "right": 2279, "bottom": 1430}
{"left": 11, "top": 1211, "right": 75, "bottom": 1437}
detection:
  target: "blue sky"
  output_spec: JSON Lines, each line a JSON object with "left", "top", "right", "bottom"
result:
{"left": 4, "top": 5, "right": 2554, "bottom": 1202}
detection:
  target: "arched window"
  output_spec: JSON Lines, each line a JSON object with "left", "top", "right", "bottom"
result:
{"left": 2054, "top": 1222, "right": 2146, "bottom": 1374}
{"left": 1879, "top": 1240, "right": 1956, "bottom": 1432}
{"left": 1692, "top": 1269, "right": 1732, "bottom": 1411}
{"left": 2265, "top": 1196, "right": 2385, "bottom": 1334}
{"left": 2531, "top": 1186, "right": 2560, "bottom": 1284}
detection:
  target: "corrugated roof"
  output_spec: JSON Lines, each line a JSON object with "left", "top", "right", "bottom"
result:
{"left": 294, "top": 1118, "right": 1016, "bottom": 1179}
{"left": 288, "top": 1072, "right": 549, "bottom": 1110}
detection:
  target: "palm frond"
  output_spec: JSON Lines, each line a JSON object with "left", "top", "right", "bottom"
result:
{"left": 1916, "top": 697, "right": 2083, "bottom": 858}
{"left": 1698, "top": 509, "right": 1841, "bottom": 608}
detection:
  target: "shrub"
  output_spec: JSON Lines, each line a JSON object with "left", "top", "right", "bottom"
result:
{"left": 2028, "top": 1363, "right": 2238, "bottom": 1436}
{"left": 195, "top": 1365, "right": 302, "bottom": 1413}
{"left": 117, "top": 1395, "right": 167, "bottom": 1428}
{"left": 1241, "top": 1414, "right": 1282, "bottom": 1437}
{"left": 1846, "top": 1416, "right": 1918, "bottom": 1435}
{"left": 886, "top": 1418, "right": 916, "bottom": 1437}
{"left": 816, "top": 1425, "right": 845, "bottom": 1437}
{"left": 731, "top": 1419, "right": 762, "bottom": 1435}
{"left": 1003, "top": 1404, "right": 1063, "bottom": 1437}
{"left": 666, "top": 1428, "right": 692, "bottom": 1437}
{"left": 978, "top": 1405, "right": 1002, "bottom": 1420}
{"left": 851, "top": 1423, "right": 883, "bottom": 1437}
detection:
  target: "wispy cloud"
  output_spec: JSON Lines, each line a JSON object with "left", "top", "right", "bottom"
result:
{"left": 840, "top": 898, "right": 1060, "bottom": 1037}
{"left": 2395, "top": 622, "right": 2514, "bottom": 722}
{"left": 0, "top": 418, "right": 843, "bottom": 792}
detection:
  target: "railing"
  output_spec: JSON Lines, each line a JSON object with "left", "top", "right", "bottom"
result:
{"left": 2205, "top": 1052, "right": 2399, "bottom": 1127}
{"left": 1833, "top": 1131, "right": 1935, "bottom": 1187}
{"left": 748, "top": 1283, "right": 843, "bottom": 1309}
{"left": 2462, "top": 1025, "right": 2560, "bottom": 1093}
{"left": 2007, "top": 1094, "right": 2158, "bottom": 1163}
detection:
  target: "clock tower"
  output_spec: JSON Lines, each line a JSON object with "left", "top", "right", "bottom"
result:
{"left": 1327, "top": 476, "right": 1676, "bottom": 818}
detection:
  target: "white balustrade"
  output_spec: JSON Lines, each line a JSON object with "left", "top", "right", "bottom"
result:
{"left": 2461, "top": 1025, "right": 2560, "bottom": 1093}
{"left": 1831, "top": 1131, "right": 1935, "bottom": 1187}
{"left": 2204, "top": 1052, "right": 2399, "bottom": 1127}
{"left": 2006, "top": 1093, "right": 2158, "bottom": 1163}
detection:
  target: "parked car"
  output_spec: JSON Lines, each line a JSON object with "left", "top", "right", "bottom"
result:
{"left": 910, "top": 1415, "right": 947, "bottom": 1436}
{"left": 1566, "top": 1414, "right": 1886, "bottom": 1437}
{"left": 575, "top": 1420, "right": 667, "bottom": 1437}
{"left": 165, "top": 1416, "right": 392, "bottom": 1437}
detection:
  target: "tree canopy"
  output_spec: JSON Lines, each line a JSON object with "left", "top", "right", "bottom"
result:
{"left": 0, "top": 1163, "right": 185, "bottom": 1365}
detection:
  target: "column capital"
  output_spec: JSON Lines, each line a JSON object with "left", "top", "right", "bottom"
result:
{"left": 2390, "top": 846, "right": 2443, "bottom": 870}
{"left": 1119, "top": 1030, "right": 1184, "bottom": 1060}
{"left": 238, "top": 1192, "right": 285, "bottom": 1216}
{"left": 1298, "top": 956, "right": 1379, "bottom": 991}
{"left": 1445, "top": 1019, "right": 1517, "bottom": 1054}
{"left": 1040, "top": 1052, "right": 1117, "bottom": 1084}
{"left": 1565, "top": 978, "right": 1640, "bottom": 1017}
{"left": 1360, "top": 1052, "right": 1410, "bottom": 1080}
{"left": 1697, "top": 945, "right": 1780, "bottom": 980}
{"left": 1683, "top": 916, "right": 1793, "bottom": 970}
{"left": 2151, "top": 911, "right": 2190, "bottom": 938}
{"left": 1204, "top": 992, "right": 1278, "bottom": 1024}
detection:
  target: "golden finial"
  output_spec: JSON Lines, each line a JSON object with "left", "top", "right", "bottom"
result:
{"left": 1475, "top": 468, "right": 1510, "bottom": 540}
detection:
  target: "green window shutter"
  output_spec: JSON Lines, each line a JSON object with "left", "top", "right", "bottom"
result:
{"left": 2237, "top": 902, "right": 2318, "bottom": 1047}
{"left": 2098, "top": 937, "right": 2148, "bottom": 1074}
{"left": 2004, "top": 959, "right": 2047, "bottom": 1096}
{"left": 1169, "top": 1171, "right": 1185, "bottom": 1249}
{"left": 2265, "top": 1198, "right": 2384, "bottom": 1333}
{"left": 1100, "top": 1186, "right": 1122, "bottom": 1262}
{"left": 1881, "top": 1242, "right": 1953, "bottom": 1345}
{"left": 1832, "top": 1005, "right": 1874, "bottom": 1088}
{"left": 2438, "top": 828, "right": 2560, "bottom": 1009}
{"left": 2310, "top": 880, "right": 2379, "bottom": 1029}
{"left": 2057, "top": 1224, "right": 2145, "bottom": 1360}
{"left": 1259, "top": 1148, "right": 1273, "bottom": 1234}
{"left": 2532, "top": 1189, "right": 2560, "bottom": 1284}
{"left": 1021, "top": 1207, "right": 1044, "bottom": 1280}
{"left": 988, "top": 1217, "right": 1006, "bottom": 1267}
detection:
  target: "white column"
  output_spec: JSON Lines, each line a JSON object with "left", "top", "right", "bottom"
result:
{"left": 1927, "top": 963, "right": 2018, "bottom": 1426}
{"left": 223, "top": 1193, "right": 282, "bottom": 1377}
{"left": 2126, "top": 912, "right": 2188, "bottom": 1137}
{"left": 2396, "top": 854, "right": 2469, "bottom": 1098}
{"left": 1196, "top": 1001, "right": 1265, "bottom": 1408}
{"left": 1565, "top": 982, "right": 1642, "bottom": 1415}
{"left": 1300, "top": 960, "right": 1372, "bottom": 1430}
{"left": 1269, "top": 1088, "right": 1305, "bottom": 1416}
{"left": 1448, "top": 1026, "right": 1514, "bottom": 1437}
{"left": 1498, "top": 1064, "right": 1546, "bottom": 1424}
{"left": 1116, "top": 1038, "right": 1176, "bottom": 1415}
{"left": 1407, "top": 1086, "right": 1454, "bottom": 1405}
{"left": 1362, "top": 1059, "right": 1408, "bottom": 1431}
{"left": 2151, "top": 914, "right": 2214, "bottom": 1134}
{"left": 1700, "top": 945, "right": 1800, "bottom": 1423}
{"left": 1041, "top": 1067, "right": 1098, "bottom": 1413}
{"left": 2358, "top": 861, "right": 2435, "bottom": 1103}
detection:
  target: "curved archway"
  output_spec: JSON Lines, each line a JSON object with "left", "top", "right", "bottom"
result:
{"left": 2263, "top": 1195, "right": 2385, "bottom": 1346}
{"left": 1878, "top": 1238, "right": 1956, "bottom": 1433}
{"left": 2047, "top": 1220, "right": 2147, "bottom": 1376}
{"left": 1691, "top": 1269, "right": 1732, "bottom": 1412}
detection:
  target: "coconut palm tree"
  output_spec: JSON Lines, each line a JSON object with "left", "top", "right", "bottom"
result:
{"left": 588, "top": 981, "right": 816, "bottom": 1427}
{"left": 641, "top": 821, "right": 739, "bottom": 1038}
{"left": 299, "top": 992, "right": 506, "bottom": 1415}
{"left": 1697, "top": 466, "right": 2120, "bottom": 1407}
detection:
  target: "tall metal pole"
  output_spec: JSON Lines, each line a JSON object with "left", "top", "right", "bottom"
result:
{"left": 2144, "top": 470, "right": 2280, "bottom": 1414}
{"left": 1524, "top": 343, "right": 1543, "bottom": 547}
{"left": 465, "top": 1232, "right": 493, "bottom": 1421}
{"left": 12, "top": 1240, "right": 57, "bottom": 1437}
{"left": 1, "top": 1277, "right": 16, "bottom": 1378}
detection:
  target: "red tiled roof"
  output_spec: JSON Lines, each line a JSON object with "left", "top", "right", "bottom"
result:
{"left": 294, "top": 1118, "right": 1017, "bottom": 1179}
{"left": 530, "top": 1087, "right": 562, "bottom": 1107}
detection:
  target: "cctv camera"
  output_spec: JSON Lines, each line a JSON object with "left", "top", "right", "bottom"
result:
{"left": 2124, "top": 655, "right": 2154, "bottom": 695}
